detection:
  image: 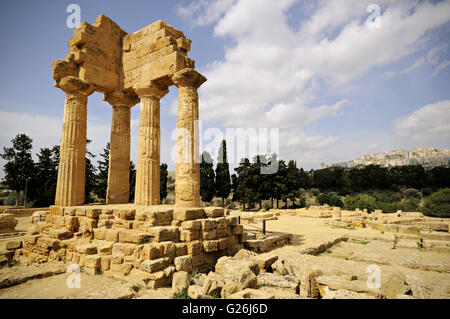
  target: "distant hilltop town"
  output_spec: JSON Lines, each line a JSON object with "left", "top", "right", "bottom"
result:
{"left": 319, "top": 148, "right": 450, "bottom": 169}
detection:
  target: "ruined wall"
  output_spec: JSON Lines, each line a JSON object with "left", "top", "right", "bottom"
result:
{"left": 14, "top": 206, "right": 247, "bottom": 287}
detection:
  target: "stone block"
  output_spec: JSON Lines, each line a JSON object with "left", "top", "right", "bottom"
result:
{"left": 76, "top": 243, "right": 97, "bottom": 255}
{"left": 175, "top": 243, "right": 188, "bottom": 256}
{"left": 180, "top": 230, "right": 200, "bottom": 241}
{"left": 119, "top": 229, "right": 149, "bottom": 244}
{"left": 147, "top": 226, "right": 179, "bottom": 242}
{"left": 187, "top": 240, "right": 202, "bottom": 256}
{"left": 105, "top": 229, "right": 119, "bottom": 242}
{"left": 232, "top": 225, "right": 244, "bottom": 235}
{"left": 84, "top": 254, "right": 101, "bottom": 269}
{"left": 203, "top": 240, "right": 219, "bottom": 253}
{"left": 173, "top": 208, "right": 205, "bottom": 221}
{"left": 174, "top": 255, "right": 192, "bottom": 272}
{"left": 97, "top": 241, "right": 114, "bottom": 255}
{"left": 204, "top": 207, "right": 224, "bottom": 218}
{"left": 172, "top": 271, "right": 190, "bottom": 293}
{"left": 201, "top": 230, "right": 217, "bottom": 240}
{"left": 140, "top": 258, "right": 168, "bottom": 273}
{"left": 181, "top": 220, "right": 201, "bottom": 231}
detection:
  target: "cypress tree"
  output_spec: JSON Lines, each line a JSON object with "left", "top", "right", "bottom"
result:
{"left": 215, "top": 140, "right": 231, "bottom": 207}
{"left": 200, "top": 151, "right": 216, "bottom": 203}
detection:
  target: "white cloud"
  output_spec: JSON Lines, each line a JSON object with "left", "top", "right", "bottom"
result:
{"left": 177, "top": 0, "right": 237, "bottom": 27}
{"left": 394, "top": 100, "right": 450, "bottom": 144}
{"left": 0, "top": 110, "right": 111, "bottom": 179}
{"left": 384, "top": 57, "right": 425, "bottom": 78}
{"left": 178, "top": 0, "right": 450, "bottom": 168}
{"left": 432, "top": 60, "right": 450, "bottom": 76}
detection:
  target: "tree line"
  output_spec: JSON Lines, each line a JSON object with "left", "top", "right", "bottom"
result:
{"left": 200, "top": 139, "right": 450, "bottom": 212}
{"left": 0, "top": 134, "right": 169, "bottom": 207}
{"left": 2, "top": 134, "right": 449, "bottom": 215}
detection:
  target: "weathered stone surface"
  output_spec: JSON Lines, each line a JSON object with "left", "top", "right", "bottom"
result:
{"left": 172, "top": 69, "right": 206, "bottom": 207}
{"left": 174, "top": 255, "right": 192, "bottom": 272}
{"left": 229, "top": 288, "right": 275, "bottom": 299}
{"left": 204, "top": 207, "right": 224, "bottom": 218}
{"left": 254, "top": 254, "right": 278, "bottom": 271}
{"left": 75, "top": 243, "right": 97, "bottom": 255}
{"left": 5, "top": 240, "right": 22, "bottom": 250}
{"left": 181, "top": 220, "right": 201, "bottom": 231}
{"left": 172, "top": 271, "right": 190, "bottom": 293}
{"left": 257, "top": 273, "right": 299, "bottom": 294}
{"left": 420, "top": 231, "right": 450, "bottom": 241}
{"left": 215, "top": 256, "right": 259, "bottom": 279}
{"left": 84, "top": 254, "right": 102, "bottom": 269}
{"left": 147, "top": 226, "right": 179, "bottom": 242}
{"left": 203, "top": 240, "right": 218, "bottom": 252}
{"left": 202, "top": 272, "right": 225, "bottom": 297}
{"left": 0, "top": 213, "right": 18, "bottom": 233}
{"left": 140, "top": 258, "right": 168, "bottom": 273}
{"left": 173, "top": 208, "right": 205, "bottom": 221}
{"left": 188, "top": 285, "right": 206, "bottom": 299}
{"left": 119, "top": 229, "right": 148, "bottom": 244}
{"left": 233, "top": 249, "right": 257, "bottom": 260}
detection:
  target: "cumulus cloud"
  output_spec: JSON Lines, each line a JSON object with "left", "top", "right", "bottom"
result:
{"left": 177, "top": 0, "right": 237, "bottom": 27}
{"left": 394, "top": 100, "right": 450, "bottom": 144}
{"left": 178, "top": 0, "right": 450, "bottom": 168}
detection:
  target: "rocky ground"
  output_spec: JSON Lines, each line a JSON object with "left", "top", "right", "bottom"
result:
{"left": 0, "top": 214, "right": 449, "bottom": 299}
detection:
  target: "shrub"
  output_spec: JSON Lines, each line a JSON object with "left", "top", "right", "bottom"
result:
{"left": 309, "top": 188, "right": 320, "bottom": 196}
{"left": 374, "top": 191, "right": 401, "bottom": 203}
{"left": 317, "top": 193, "right": 328, "bottom": 205}
{"left": 401, "top": 198, "right": 420, "bottom": 212}
{"left": 317, "top": 193, "right": 343, "bottom": 207}
{"left": 422, "top": 188, "right": 450, "bottom": 217}
{"left": 422, "top": 188, "right": 433, "bottom": 197}
{"left": 404, "top": 188, "right": 422, "bottom": 199}
{"left": 162, "top": 197, "right": 174, "bottom": 205}
{"left": 4, "top": 191, "right": 24, "bottom": 206}
{"left": 375, "top": 201, "right": 402, "bottom": 213}
{"left": 295, "top": 197, "right": 306, "bottom": 208}
{"left": 343, "top": 194, "right": 377, "bottom": 213}
{"left": 172, "top": 288, "right": 191, "bottom": 299}
{"left": 338, "top": 187, "right": 352, "bottom": 196}
{"left": 328, "top": 195, "right": 344, "bottom": 208}
{"left": 262, "top": 202, "right": 272, "bottom": 210}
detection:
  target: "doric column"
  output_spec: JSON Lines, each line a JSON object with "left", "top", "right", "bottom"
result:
{"left": 134, "top": 84, "right": 168, "bottom": 206}
{"left": 55, "top": 76, "right": 93, "bottom": 206}
{"left": 103, "top": 91, "right": 139, "bottom": 204}
{"left": 172, "top": 69, "right": 207, "bottom": 207}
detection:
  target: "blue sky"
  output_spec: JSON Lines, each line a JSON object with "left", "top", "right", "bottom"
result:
{"left": 0, "top": 0, "right": 449, "bottom": 178}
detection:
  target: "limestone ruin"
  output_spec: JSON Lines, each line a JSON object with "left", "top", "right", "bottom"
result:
{"left": 2, "top": 15, "right": 252, "bottom": 287}
{"left": 52, "top": 14, "right": 205, "bottom": 208}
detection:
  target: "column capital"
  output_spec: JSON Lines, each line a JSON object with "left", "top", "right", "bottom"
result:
{"left": 103, "top": 91, "right": 139, "bottom": 108}
{"left": 58, "top": 76, "right": 94, "bottom": 96}
{"left": 171, "top": 68, "right": 207, "bottom": 89}
{"left": 134, "top": 82, "right": 169, "bottom": 100}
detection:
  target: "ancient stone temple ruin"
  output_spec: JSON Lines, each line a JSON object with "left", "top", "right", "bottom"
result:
{"left": 15, "top": 15, "right": 246, "bottom": 285}
{"left": 52, "top": 14, "right": 204, "bottom": 207}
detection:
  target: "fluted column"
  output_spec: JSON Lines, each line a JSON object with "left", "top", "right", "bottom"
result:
{"left": 134, "top": 85, "right": 168, "bottom": 206}
{"left": 172, "top": 69, "right": 207, "bottom": 207}
{"left": 55, "top": 76, "right": 93, "bottom": 206}
{"left": 104, "top": 91, "right": 139, "bottom": 204}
